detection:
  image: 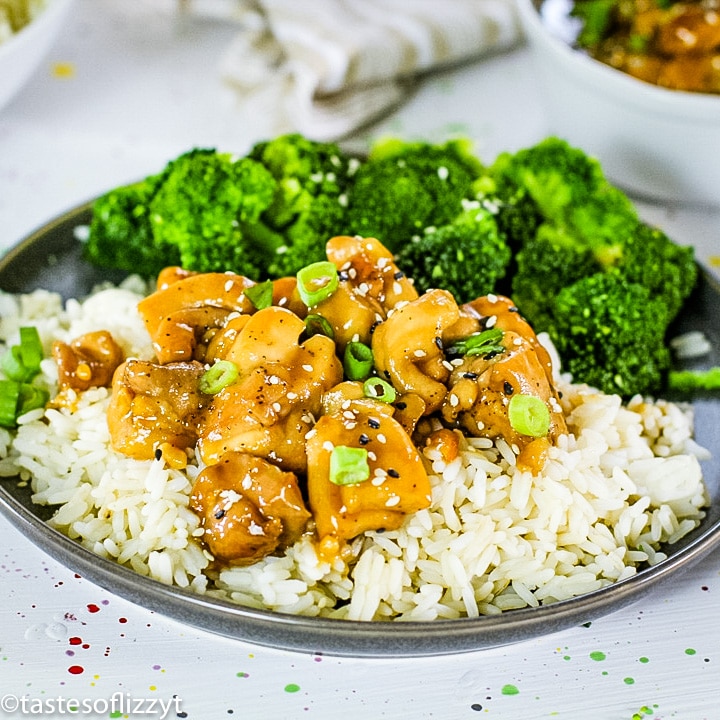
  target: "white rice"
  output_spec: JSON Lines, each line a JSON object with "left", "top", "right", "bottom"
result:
{"left": 0, "top": 283, "right": 711, "bottom": 621}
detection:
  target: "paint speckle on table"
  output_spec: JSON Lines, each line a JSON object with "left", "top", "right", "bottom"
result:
{"left": 501, "top": 684, "right": 519, "bottom": 696}
{"left": 590, "top": 651, "right": 607, "bottom": 662}
{"left": 51, "top": 61, "right": 76, "bottom": 79}
{"left": 284, "top": 683, "right": 301, "bottom": 693}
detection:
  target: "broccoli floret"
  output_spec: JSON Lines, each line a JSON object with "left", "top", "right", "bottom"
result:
{"left": 614, "top": 222, "right": 698, "bottom": 322}
{"left": 84, "top": 172, "right": 180, "bottom": 278}
{"left": 345, "top": 137, "right": 483, "bottom": 253}
{"left": 510, "top": 224, "right": 603, "bottom": 331}
{"left": 395, "top": 205, "right": 512, "bottom": 304}
{"left": 473, "top": 174, "right": 544, "bottom": 252}
{"left": 247, "top": 133, "right": 358, "bottom": 276}
{"left": 667, "top": 367, "right": 720, "bottom": 393}
{"left": 549, "top": 272, "right": 672, "bottom": 396}
{"left": 149, "top": 148, "right": 279, "bottom": 277}
{"left": 490, "top": 137, "right": 638, "bottom": 258}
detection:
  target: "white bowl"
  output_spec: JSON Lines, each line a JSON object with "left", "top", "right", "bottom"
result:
{"left": 515, "top": 0, "right": 720, "bottom": 208}
{"left": 0, "top": 0, "right": 74, "bottom": 112}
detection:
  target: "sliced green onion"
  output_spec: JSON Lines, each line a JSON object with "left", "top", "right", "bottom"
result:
{"left": 363, "top": 377, "right": 396, "bottom": 403}
{"left": 296, "top": 261, "right": 339, "bottom": 307}
{"left": 0, "top": 379, "right": 48, "bottom": 427}
{"left": 508, "top": 394, "right": 551, "bottom": 437}
{"left": 19, "top": 327, "right": 43, "bottom": 374}
{"left": 1, "top": 326, "right": 44, "bottom": 382}
{"left": 199, "top": 360, "right": 239, "bottom": 394}
{"left": 304, "top": 314, "right": 335, "bottom": 340}
{"left": 17, "top": 384, "right": 49, "bottom": 416}
{"left": 344, "top": 341, "right": 373, "bottom": 381}
{"left": 1, "top": 346, "right": 28, "bottom": 381}
{"left": 0, "top": 380, "right": 21, "bottom": 427}
{"left": 245, "top": 280, "right": 274, "bottom": 310}
{"left": 329, "top": 445, "right": 370, "bottom": 486}
{"left": 447, "top": 327, "right": 505, "bottom": 358}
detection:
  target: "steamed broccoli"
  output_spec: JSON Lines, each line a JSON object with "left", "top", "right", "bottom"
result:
{"left": 551, "top": 272, "right": 672, "bottom": 396}
{"left": 148, "top": 148, "right": 279, "bottom": 277}
{"left": 614, "top": 223, "right": 698, "bottom": 322}
{"left": 489, "top": 136, "right": 639, "bottom": 257}
{"left": 84, "top": 171, "right": 180, "bottom": 278}
{"left": 395, "top": 204, "right": 511, "bottom": 304}
{"left": 492, "top": 137, "right": 698, "bottom": 396}
{"left": 668, "top": 367, "right": 720, "bottom": 393}
{"left": 473, "top": 174, "right": 544, "bottom": 252}
{"left": 247, "top": 133, "right": 358, "bottom": 276}
{"left": 345, "top": 137, "right": 484, "bottom": 253}
{"left": 510, "top": 225, "right": 603, "bottom": 332}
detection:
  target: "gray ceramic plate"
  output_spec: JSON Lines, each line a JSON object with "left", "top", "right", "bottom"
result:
{"left": 1, "top": 202, "right": 719, "bottom": 657}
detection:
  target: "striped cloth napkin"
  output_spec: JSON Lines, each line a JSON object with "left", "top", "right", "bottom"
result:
{"left": 219, "top": 0, "right": 522, "bottom": 140}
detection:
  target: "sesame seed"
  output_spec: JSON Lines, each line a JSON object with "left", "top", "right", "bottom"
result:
{"left": 413, "top": 349, "right": 427, "bottom": 358}
{"left": 385, "top": 495, "right": 401, "bottom": 507}
{"left": 377, "top": 433, "right": 387, "bottom": 444}
{"left": 486, "top": 315, "right": 497, "bottom": 328}
{"left": 322, "top": 441, "right": 335, "bottom": 452}
{"left": 302, "top": 364, "right": 314, "bottom": 372}
{"left": 224, "top": 280, "right": 235, "bottom": 292}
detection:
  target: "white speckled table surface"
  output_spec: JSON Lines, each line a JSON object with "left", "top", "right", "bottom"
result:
{"left": 1, "top": 2, "right": 719, "bottom": 719}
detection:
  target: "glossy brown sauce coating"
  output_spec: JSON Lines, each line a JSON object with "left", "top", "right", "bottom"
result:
{"left": 97, "top": 237, "right": 569, "bottom": 566}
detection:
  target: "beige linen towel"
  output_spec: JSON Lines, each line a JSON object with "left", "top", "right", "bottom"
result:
{"left": 219, "top": 0, "right": 522, "bottom": 140}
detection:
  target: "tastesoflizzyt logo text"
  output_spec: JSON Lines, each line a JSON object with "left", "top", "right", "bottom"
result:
{"left": 0, "top": 692, "right": 182, "bottom": 718}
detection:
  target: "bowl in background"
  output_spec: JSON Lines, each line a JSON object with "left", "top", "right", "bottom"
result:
{"left": 515, "top": 0, "right": 720, "bottom": 208}
{"left": 0, "top": 0, "right": 74, "bottom": 112}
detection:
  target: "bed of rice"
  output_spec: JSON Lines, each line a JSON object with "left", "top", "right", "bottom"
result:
{"left": 0, "top": 281, "right": 711, "bottom": 621}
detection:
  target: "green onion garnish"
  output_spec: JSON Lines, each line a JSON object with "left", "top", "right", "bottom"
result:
{"left": 304, "top": 314, "right": 335, "bottom": 340}
{"left": 199, "top": 360, "right": 239, "bottom": 394}
{"left": 329, "top": 445, "right": 370, "bottom": 486}
{"left": 363, "top": 377, "right": 396, "bottom": 403}
{"left": 0, "top": 379, "right": 49, "bottom": 427}
{"left": 344, "top": 341, "right": 373, "bottom": 381}
{"left": 447, "top": 327, "right": 505, "bottom": 358}
{"left": 0, "top": 380, "right": 21, "bottom": 427}
{"left": 508, "top": 394, "right": 551, "bottom": 437}
{"left": 1, "top": 326, "right": 44, "bottom": 382}
{"left": 245, "top": 280, "right": 274, "bottom": 310}
{"left": 296, "top": 261, "right": 339, "bottom": 307}
{"left": 18, "top": 384, "right": 49, "bottom": 416}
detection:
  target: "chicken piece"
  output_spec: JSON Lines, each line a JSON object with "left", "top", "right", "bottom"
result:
{"left": 310, "top": 235, "right": 419, "bottom": 352}
{"left": 52, "top": 330, "right": 125, "bottom": 391}
{"left": 190, "top": 452, "right": 311, "bottom": 566}
{"left": 271, "top": 276, "right": 308, "bottom": 318}
{"left": 325, "top": 235, "right": 418, "bottom": 310}
{"left": 372, "top": 289, "right": 460, "bottom": 415}
{"left": 306, "top": 395, "right": 432, "bottom": 545}
{"left": 107, "top": 359, "right": 209, "bottom": 460}
{"left": 198, "top": 306, "right": 343, "bottom": 473}
{"left": 441, "top": 295, "right": 566, "bottom": 468}
{"left": 155, "top": 265, "right": 197, "bottom": 290}
{"left": 137, "top": 271, "right": 257, "bottom": 363}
